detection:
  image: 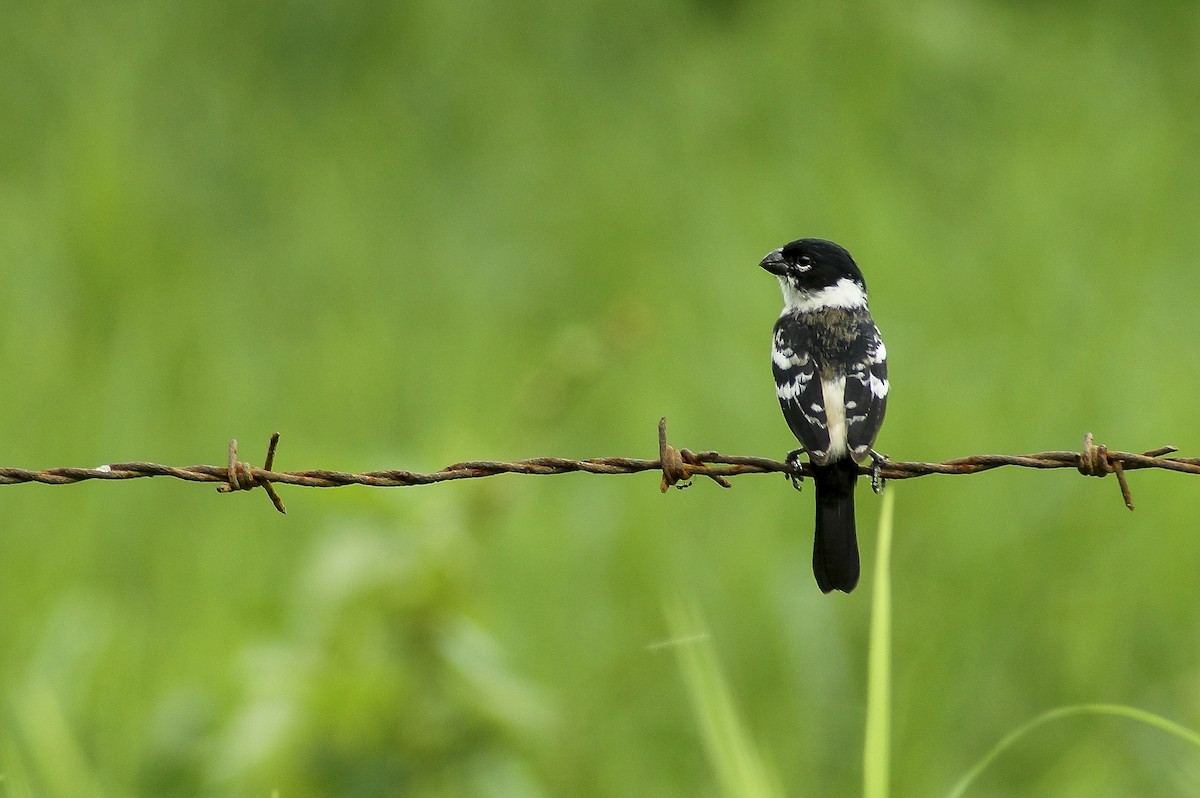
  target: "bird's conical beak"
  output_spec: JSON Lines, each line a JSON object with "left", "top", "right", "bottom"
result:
{"left": 760, "top": 249, "right": 787, "bottom": 276}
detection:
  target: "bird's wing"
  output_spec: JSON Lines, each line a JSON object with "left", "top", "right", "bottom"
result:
{"left": 844, "top": 321, "right": 888, "bottom": 461}
{"left": 772, "top": 318, "right": 831, "bottom": 459}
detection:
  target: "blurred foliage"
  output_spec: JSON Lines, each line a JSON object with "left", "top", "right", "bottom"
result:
{"left": 3, "top": 0, "right": 1200, "bottom": 795}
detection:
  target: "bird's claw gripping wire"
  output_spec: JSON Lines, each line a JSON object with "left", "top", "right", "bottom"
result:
{"left": 867, "top": 449, "right": 889, "bottom": 495}
{"left": 784, "top": 449, "right": 805, "bottom": 491}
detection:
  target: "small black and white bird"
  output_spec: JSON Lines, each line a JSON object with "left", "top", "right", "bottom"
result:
{"left": 761, "top": 239, "right": 888, "bottom": 594}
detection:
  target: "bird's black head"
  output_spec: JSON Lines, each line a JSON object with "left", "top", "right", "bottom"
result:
{"left": 760, "top": 238, "right": 866, "bottom": 293}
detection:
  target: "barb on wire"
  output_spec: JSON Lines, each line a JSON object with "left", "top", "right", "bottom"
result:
{"left": 215, "top": 432, "right": 287, "bottom": 514}
{"left": 0, "top": 419, "right": 1196, "bottom": 514}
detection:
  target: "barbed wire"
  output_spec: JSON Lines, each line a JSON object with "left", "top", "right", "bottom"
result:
{"left": 1, "top": 419, "right": 1195, "bottom": 515}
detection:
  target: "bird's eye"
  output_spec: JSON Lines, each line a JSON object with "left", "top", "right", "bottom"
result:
{"left": 796, "top": 255, "right": 813, "bottom": 270}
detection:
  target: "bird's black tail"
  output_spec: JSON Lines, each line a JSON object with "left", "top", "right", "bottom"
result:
{"left": 811, "top": 459, "right": 860, "bottom": 593}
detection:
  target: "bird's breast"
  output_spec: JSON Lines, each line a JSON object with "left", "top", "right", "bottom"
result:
{"left": 820, "top": 376, "right": 849, "bottom": 460}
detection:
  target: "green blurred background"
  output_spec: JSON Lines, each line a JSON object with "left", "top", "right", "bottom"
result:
{"left": 3, "top": 1, "right": 1200, "bottom": 795}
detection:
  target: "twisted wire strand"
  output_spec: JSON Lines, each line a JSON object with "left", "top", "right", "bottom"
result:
{"left": 1, "top": 422, "right": 1195, "bottom": 514}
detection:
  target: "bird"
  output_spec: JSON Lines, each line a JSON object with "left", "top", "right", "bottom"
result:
{"left": 760, "top": 238, "right": 888, "bottom": 593}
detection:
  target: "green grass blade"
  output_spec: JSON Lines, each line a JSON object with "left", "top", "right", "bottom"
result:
{"left": 946, "top": 703, "right": 1200, "bottom": 798}
{"left": 863, "top": 489, "right": 895, "bottom": 798}
{"left": 667, "top": 600, "right": 784, "bottom": 798}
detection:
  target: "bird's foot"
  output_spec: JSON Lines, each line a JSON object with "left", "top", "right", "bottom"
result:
{"left": 785, "top": 448, "right": 805, "bottom": 491}
{"left": 867, "top": 448, "right": 889, "bottom": 494}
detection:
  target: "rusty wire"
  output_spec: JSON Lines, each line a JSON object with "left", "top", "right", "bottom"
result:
{"left": 0, "top": 421, "right": 1196, "bottom": 515}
